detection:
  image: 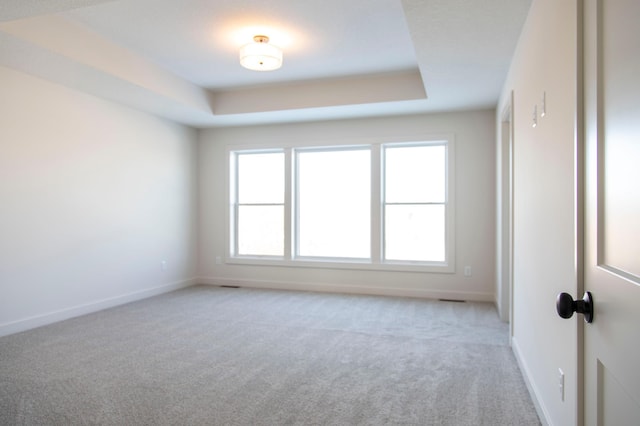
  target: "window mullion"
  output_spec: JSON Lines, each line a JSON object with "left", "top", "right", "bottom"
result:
{"left": 232, "top": 152, "right": 240, "bottom": 257}
{"left": 284, "top": 148, "right": 293, "bottom": 260}
{"left": 371, "top": 144, "right": 382, "bottom": 264}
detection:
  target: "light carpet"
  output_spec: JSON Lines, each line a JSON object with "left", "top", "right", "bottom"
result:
{"left": 0, "top": 285, "right": 540, "bottom": 425}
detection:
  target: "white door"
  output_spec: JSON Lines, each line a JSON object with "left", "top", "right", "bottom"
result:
{"left": 583, "top": 0, "right": 640, "bottom": 424}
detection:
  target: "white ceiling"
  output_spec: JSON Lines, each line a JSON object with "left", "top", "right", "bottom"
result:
{"left": 0, "top": 0, "right": 532, "bottom": 128}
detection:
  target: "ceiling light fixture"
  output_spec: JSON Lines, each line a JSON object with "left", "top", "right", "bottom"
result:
{"left": 239, "top": 35, "right": 283, "bottom": 71}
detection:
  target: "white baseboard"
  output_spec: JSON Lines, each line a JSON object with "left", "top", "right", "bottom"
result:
{"left": 512, "top": 336, "right": 552, "bottom": 426}
{"left": 0, "top": 278, "right": 197, "bottom": 337}
{"left": 198, "top": 276, "right": 494, "bottom": 302}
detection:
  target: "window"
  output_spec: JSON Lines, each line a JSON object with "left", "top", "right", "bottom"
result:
{"left": 233, "top": 151, "right": 284, "bottom": 256}
{"left": 383, "top": 144, "right": 446, "bottom": 262}
{"left": 229, "top": 139, "right": 454, "bottom": 272}
{"left": 297, "top": 148, "right": 370, "bottom": 259}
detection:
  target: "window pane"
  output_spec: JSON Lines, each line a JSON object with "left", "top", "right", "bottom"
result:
{"left": 238, "top": 205, "right": 284, "bottom": 256}
{"left": 385, "top": 145, "right": 445, "bottom": 203}
{"left": 385, "top": 204, "right": 445, "bottom": 262}
{"left": 298, "top": 149, "right": 370, "bottom": 258}
{"left": 238, "top": 152, "right": 284, "bottom": 204}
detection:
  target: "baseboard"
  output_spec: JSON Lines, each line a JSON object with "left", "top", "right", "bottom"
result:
{"left": 496, "top": 296, "right": 509, "bottom": 323}
{"left": 198, "top": 276, "right": 494, "bottom": 302}
{"left": 512, "top": 336, "right": 552, "bottom": 426}
{"left": 0, "top": 278, "right": 197, "bottom": 337}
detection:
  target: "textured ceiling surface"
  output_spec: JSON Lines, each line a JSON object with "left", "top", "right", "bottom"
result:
{"left": 0, "top": 0, "right": 532, "bottom": 127}
{"left": 64, "top": 0, "right": 419, "bottom": 89}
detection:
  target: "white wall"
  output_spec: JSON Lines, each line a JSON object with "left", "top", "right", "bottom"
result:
{"left": 199, "top": 110, "right": 496, "bottom": 301}
{"left": 497, "top": 0, "right": 580, "bottom": 424}
{"left": 0, "top": 66, "right": 199, "bottom": 336}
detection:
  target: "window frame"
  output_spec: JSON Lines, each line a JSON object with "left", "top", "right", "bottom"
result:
{"left": 230, "top": 148, "right": 287, "bottom": 259}
{"left": 226, "top": 136, "right": 455, "bottom": 273}
{"left": 294, "top": 145, "right": 372, "bottom": 262}
{"left": 381, "top": 141, "right": 449, "bottom": 264}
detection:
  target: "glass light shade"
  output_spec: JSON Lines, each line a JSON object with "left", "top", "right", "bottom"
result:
{"left": 239, "top": 38, "right": 283, "bottom": 71}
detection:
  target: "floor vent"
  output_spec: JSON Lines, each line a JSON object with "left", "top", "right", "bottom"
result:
{"left": 220, "top": 285, "right": 240, "bottom": 289}
{"left": 438, "top": 298, "right": 466, "bottom": 303}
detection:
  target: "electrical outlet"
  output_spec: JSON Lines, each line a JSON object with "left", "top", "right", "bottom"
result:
{"left": 161, "top": 260, "right": 167, "bottom": 271}
{"left": 558, "top": 368, "right": 565, "bottom": 401}
{"left": 464, "top": 266, "right": 472, "bottom": 277}
{"left": 215, "top": 256, "right": 222, "bottom": 265}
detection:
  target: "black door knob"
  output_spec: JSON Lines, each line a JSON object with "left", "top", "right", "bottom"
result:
{"left": 556, "top": 291, "right": 594, "bottom": 323}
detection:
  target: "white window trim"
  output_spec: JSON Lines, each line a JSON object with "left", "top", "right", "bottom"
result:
{"left": 381, "top": 141, "right": 451, "bottom": 265}
{"left": 229, "top": 148, "right": 285, "bottom": 258}
{"left": 225, "top": 135, "right": 455, "bottom": 273}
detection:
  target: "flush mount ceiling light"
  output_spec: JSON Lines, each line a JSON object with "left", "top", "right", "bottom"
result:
{"left": 239, "top": 35, "right": 283, "bottom": 71}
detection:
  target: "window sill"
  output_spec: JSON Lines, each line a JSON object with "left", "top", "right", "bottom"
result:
{"left": 224, "top": 256, "right": 455, "bottom": 274}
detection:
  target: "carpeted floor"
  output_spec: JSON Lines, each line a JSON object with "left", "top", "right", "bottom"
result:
{"left": 0, "top": 285, "right": 540, "bottom": 425}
